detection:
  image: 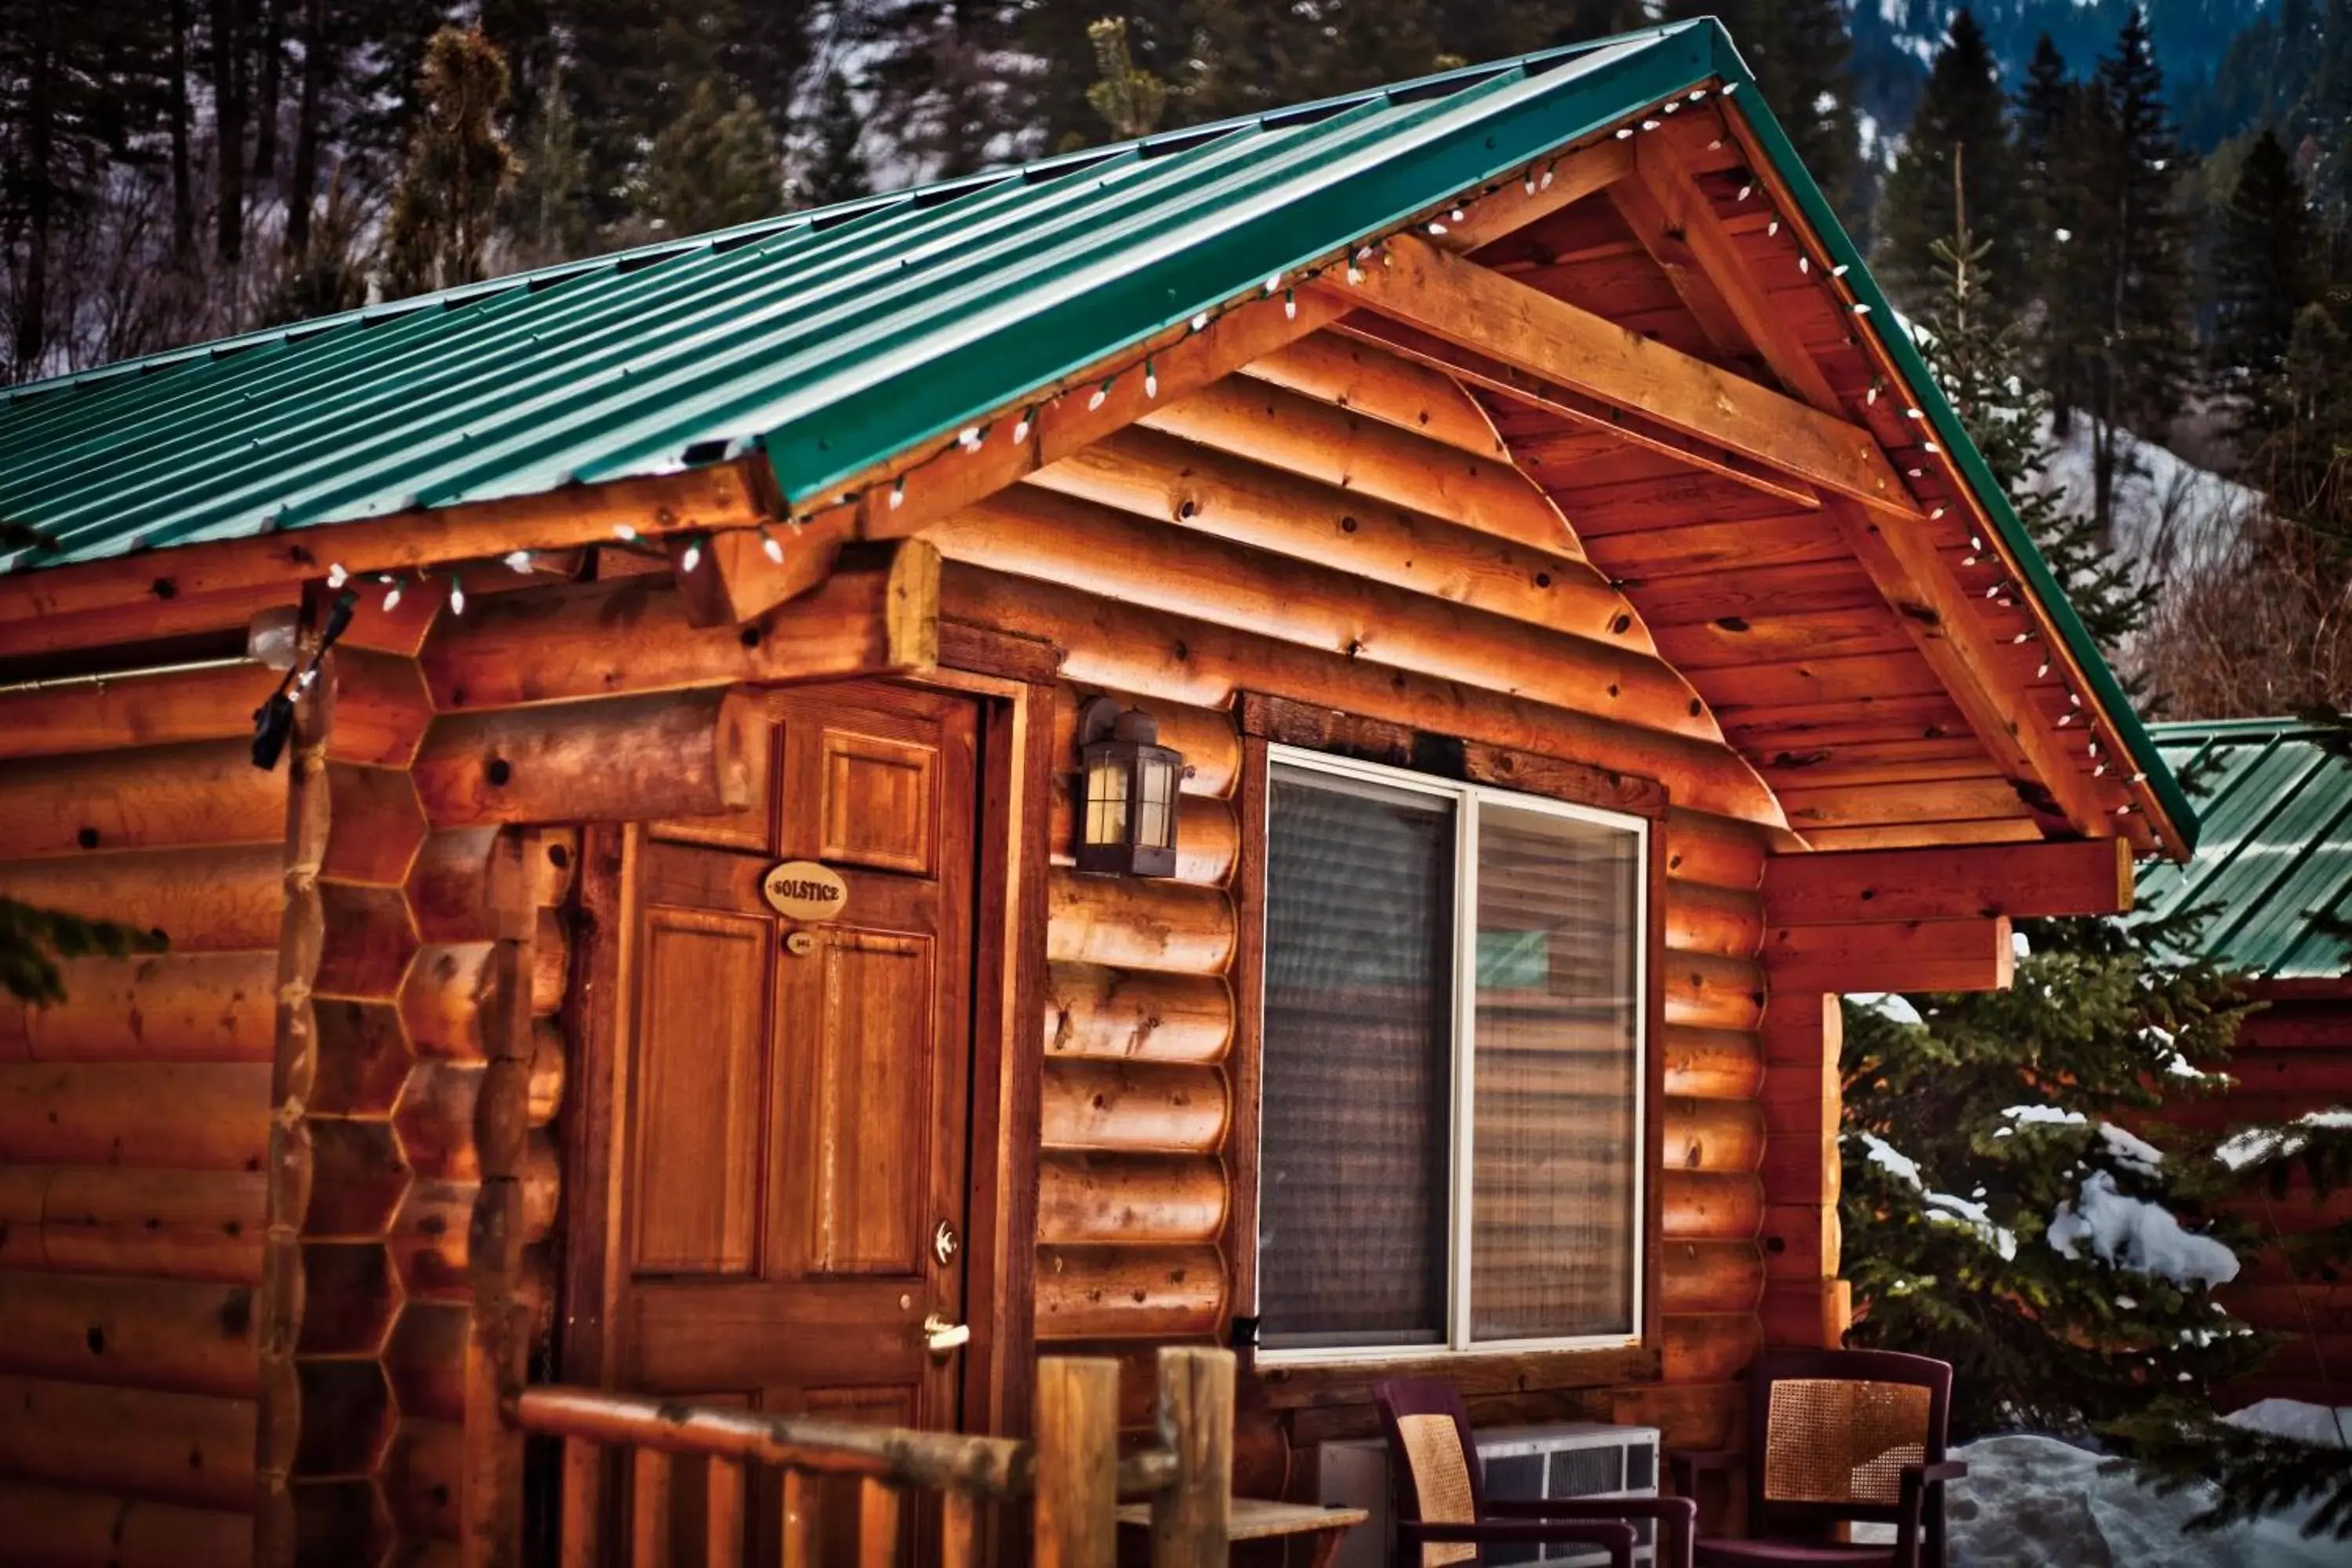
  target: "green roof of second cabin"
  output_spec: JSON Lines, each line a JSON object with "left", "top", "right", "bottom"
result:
{"left": 2140, "top": 720, "right": 2352, "bottom": 982}
{"left": 0, "top": 17, "right": 2197, "bottom": 850}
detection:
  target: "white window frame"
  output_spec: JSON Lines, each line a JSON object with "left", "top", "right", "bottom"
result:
{"left": 1253, "top": 744, "right": 1651, "bottom": 1365}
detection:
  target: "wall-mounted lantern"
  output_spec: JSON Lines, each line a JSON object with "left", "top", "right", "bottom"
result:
{"left": 1076, "top": 696, "right": 1184, "bottom": 877}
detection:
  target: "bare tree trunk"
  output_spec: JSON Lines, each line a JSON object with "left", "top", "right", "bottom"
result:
{"left": 169, "top": 0, "right": 196, "bottom": 264}
{"left": 13, "top": 0, "right": 58, "bottom": 375}
{"left": 252, "top": 0, "right": 284, "bottom": 182}
{"left": 285, "top": 0, "right": 325, "bottom": 255}
{"left": 210, "top": 0, "right": 247, "bottom": 267}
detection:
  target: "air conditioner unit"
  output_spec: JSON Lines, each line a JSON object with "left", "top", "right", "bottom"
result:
{"left": 1318, "top": 1421, "right": 1663, "bottom": 1568}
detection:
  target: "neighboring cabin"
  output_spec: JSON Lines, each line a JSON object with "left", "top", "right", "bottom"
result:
{"left": 0, "top": 20, "right": 2194, "bottom": 1565}
{"left": 2141, "top": 717, "right": 2352, "bottom": 1418}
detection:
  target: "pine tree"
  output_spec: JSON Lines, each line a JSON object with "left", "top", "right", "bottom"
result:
{"left": 633, "top": 78, "right": 783, "bottom": 237}
{"left": 383, "top": 26, "right": 514, "bottom": 299}
{"left": 503, "top": 64, "right": 594, "bottom": 270}
{"left": 1875, "top": 11, "right": 2023, "bottom": 318}
{"left": 1085, "top": 16, "right": 1168, "bottom": 140}
{"left": 1840, "top": 209, "right": 2259, "bottom": 1443}
{"left": 796, "top": 68, "right": 871, "bottom": 208}
{"left": 2209, "top": 130, "right": 2318, "bottom": 443}
{"left": 0, "top": 898, "right": 162, "bottom": 1006}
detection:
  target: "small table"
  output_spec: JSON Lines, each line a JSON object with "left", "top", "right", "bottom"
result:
{"left": 1114, "top": 1497, "right": 1370, "bottom": 1567}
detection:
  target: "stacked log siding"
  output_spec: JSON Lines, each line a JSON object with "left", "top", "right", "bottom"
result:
{"left": 0, "top": 659, "right": 284, "bottom": 1566}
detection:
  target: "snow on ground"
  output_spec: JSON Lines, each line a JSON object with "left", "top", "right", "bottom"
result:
{"left": 2045, "top": 1171, "right": 2238, "bottom": 1287}
{"left": 2227, "top": 1399, "right": 2352, "bottom": 1448}
{"left": 1939, "top": 1432, "right": 2352, "bottom": 1566}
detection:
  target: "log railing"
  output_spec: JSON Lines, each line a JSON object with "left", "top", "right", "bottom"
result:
{"left": 506, "top": 1347, "right": 1235, "bottom": 1567}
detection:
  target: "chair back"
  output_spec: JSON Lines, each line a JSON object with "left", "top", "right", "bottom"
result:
{"left": 1745, "top": 1349, "right": 1951, "bottom": 1536}
{"left": 1373, "top": 1378, "right": 1486, "bottom": 1568}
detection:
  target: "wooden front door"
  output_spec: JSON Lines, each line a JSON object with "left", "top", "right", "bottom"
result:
{"left": 612, "top": 679, "right": 980, "bottom": 1461}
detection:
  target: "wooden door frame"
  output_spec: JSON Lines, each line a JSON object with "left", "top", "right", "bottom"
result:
{"left": 555, "top": 661, "right": 1054, "bottom": 1448}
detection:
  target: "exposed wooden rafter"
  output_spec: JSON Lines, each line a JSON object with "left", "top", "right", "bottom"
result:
{"left": 1323, "top": 234, "right": 1918, "bottom": 520}
{"left": 1620, "top": 134, "right": 1844, "bottom": 415}
{"left": 1332, "top": 314, "right": 1823, "bottom": 511}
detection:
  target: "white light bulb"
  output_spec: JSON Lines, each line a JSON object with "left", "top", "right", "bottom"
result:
{"left": 1146, "top": 368, "right": 1160, "bottom": 397}
{"left": 1264, "top": 274, "right": 1281, "bottom": 294}
{"left": 1853, "top": 303, "right": 1871, "bottom": 315}
{"left": 763, "top": 534, "right": 784, "bottom": 563}
{"left": 1014, "top": 417, "right": 1032, "bottom": 442}
{"left": 1283, "top": 293, "right": 1297, "bottom": 320}
{"left": 1905, "top": 408, "right": 1923, "bottom": 419}
{"left": 613, "top": 523, "right": 637, "bottom": 542}
{"left": 1615, "top": 127, "right": 1633, "bottom": 140}
{"left": 957, "top": 426, "right": 982, "bottom": 450}
{"left": 505, "top": 550, "right": 532, "bottom": 573}
{"left": 1798, "top": 256, "right": 1809, "bottom": 274}
{"left": 681, "top": 544, "right": 702, "bottom": 573}
{"left": 1831, "top": 263, "right": 1849, "bottom": 277}
{"left": 327, "top": 563, "right": 349, "bottom": 588}
{"left": 1540, "top": 168, "right": 1554, "bottom": 188}
{"left": 1450, "top": 207, "right": 1465, "bottom": 222}
{"left": 1191, "top": 312, "right": 1209, "bottom": 332}
{"left": 1088, "top": 385, "right": 1109, "bottom": 411}
{"left": 1427, "top": 220, "right": 1448, "bottom": 236}
{"left": 448, "top": 583, "right": 466, "bottom": 615}
{"left": 890, "top": 483, "right": 906, "bottom": 510}
{"left": 1737, "top": 183, "right": 1752, "bottom": 201}
{"left": 1768, "top": 220, "right": 1780, "bottom": 236}
{"left": 383, "top": 585, "right": 403, "bottom": 612}
{"left": 1641, "top": 119, "right": 1660, "bottom": 132}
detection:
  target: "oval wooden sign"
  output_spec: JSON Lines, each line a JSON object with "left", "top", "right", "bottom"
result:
{"left": 761, "top": 861, "right": 850, "bottom": 922}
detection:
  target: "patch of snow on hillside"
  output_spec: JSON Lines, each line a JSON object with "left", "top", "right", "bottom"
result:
{"left": 2025, "top": 416, "right": 2261, "bottom": 586}
{"left": 2045, "top": 1170, "right": 2238, "bottom": 1287}
{"left": 1937, "top": 1433, "right": 2352, "bottom": 1566}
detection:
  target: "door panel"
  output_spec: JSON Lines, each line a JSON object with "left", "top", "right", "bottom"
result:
{"left": 630, "top": 908, "right": 768, "bottom": 1276}
{"left": 608, "top": 680, "right": 981, "bottom": 1553}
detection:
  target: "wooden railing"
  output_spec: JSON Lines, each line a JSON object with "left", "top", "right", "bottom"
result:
{"left": 506, "top": 1348, "right": 1236, "bottom": 1567}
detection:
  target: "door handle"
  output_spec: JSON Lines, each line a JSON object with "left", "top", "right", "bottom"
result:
{"left": 921, "top": 1313, "right": 971, "bottom": 1357}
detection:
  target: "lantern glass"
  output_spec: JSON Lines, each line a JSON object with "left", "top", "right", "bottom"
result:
{"left": 1136, "top": 749, "right": 1177, "bottom": 853}
{"left": 1084, "top": 753, "right": 1130, "bottom": 847}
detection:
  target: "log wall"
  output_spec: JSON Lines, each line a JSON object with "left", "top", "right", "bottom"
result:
{"left": 924, "top": 334, "right": 1783, "bottom": 1490}
{"left": 0, "top": 658, "right": 284, "bottom": 1566}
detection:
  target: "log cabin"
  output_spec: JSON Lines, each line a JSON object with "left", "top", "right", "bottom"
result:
{"left": 0, "top": 19, "right": 2200, "bottom": 1565}
{"left": 2140, "top": 718, "right": 2352, "bottom": 1417}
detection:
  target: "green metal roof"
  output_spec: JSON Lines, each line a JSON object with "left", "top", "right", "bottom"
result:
{"left": 2140, "top": 720, "right": 2352, "bottom": 981}
{"left": 0, "top": 16, "right": 2195, "bottom": 849}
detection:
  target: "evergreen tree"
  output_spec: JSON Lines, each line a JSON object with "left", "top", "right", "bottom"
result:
{"left": 632, "top": 77, "right": 783, "bottom": 235}
{"left": 2209, "top": 129, "right": 2318, "bottom": 442}
{"left": 383, "top": 26, "right": 514, "bottom": 299}
{"left": 796, "top": 67, "right": 871, "bottom": 208}
{"left": 1841, "top": 213, "right": 2256, "bottom": 1443}
{"left": 1084, "top": 16, "right": 1169, "bottom": 140}
{"left": 1875, "top": 11, "right": 2023, "bottom": 317}
{"left": 503, "top": 64, "right": 594, "bottom": 270}
{"left": 0, "top": 896, "right": 163, "bottom": 1006}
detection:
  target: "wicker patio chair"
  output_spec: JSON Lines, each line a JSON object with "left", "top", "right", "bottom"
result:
{"left": 1373, "top": 1377, "right": 1697, "bottom": 1568}
{"left": 1668, "top": 1349, "right": 1966, "bottom": 1568}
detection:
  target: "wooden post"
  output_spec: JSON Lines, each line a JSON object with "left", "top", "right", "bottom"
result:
{"left": 1032, "top": 1356, "right": 1119, "bottom": 1568}
{"left": 1149, "top": 1346, "right": 1234, "bottom": 1568}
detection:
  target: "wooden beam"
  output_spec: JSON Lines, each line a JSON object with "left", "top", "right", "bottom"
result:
{"left": 0, "top": 460, "right": 773, "bottom": 644}
{"left": 1323, "top": 234, "right": 1917, "bottom": 517}
{"left": 1334, "top": 314, "right": 1823, "bottom": 512}
{"left": 1627, "top": 136, "right": 1844, "bottom": 414}
{"left": 423, "top": 539, "right": 938, "bottom": 710}
{"left": 1605, "top": 171, "right": 1754, "bottom": 362}
{"left": 1762, "top": 917, "right": 2014, "bottom": 994}
{"left": 1828, "top": 499, "right": 2110, "bottom": 838}
{"left": 1763, "top": 838, "right": 2134, "bottom": 925}
{"left": 1438, "top": 136, "right": 1635, "bottom": 252}
{"left": 664, "top": 509, "right": 858, "bottom": 627}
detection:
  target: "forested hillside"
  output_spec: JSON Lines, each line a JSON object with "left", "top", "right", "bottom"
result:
{"left": 1, "top": 0, "right": 2345, "bottom": 714}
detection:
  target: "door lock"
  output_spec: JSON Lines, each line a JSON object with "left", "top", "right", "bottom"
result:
{"left": 922, "top": 1313, "right": 971, "bottom": 1357}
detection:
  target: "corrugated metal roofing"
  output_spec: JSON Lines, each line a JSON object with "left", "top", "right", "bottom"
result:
{"left": 2140, "top": 720, "right": 2352, "bottom": 980}
{"left": 0, "top": 16, "right": 2196, "bottom": 848}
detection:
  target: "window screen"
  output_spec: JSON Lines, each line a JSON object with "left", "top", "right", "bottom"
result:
{"left": 1258, "top": 752, "right": 1647, "bottom": 1358}
{"left": 1258, "top": 767, "right": 1454, "bottom": 1350}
